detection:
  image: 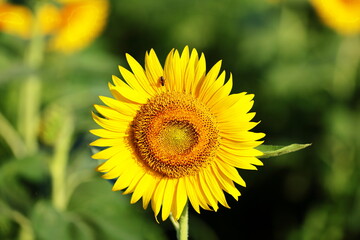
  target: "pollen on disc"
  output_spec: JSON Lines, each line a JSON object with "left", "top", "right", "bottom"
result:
{"left": 131, "top": 92, "right": 219, "bottom": 178}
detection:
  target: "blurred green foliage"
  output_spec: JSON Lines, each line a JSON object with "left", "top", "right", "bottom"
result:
{"left": 0, "top": 0, "right": 359, "bottom": 239}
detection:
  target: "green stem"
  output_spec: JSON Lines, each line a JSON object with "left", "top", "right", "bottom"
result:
{"left": 332, "top": 36, "right": 360, "bottom": 99}
{"left": 1, "top": 200, "right": 34, "bottom": 240}
{"left": 19, "top": 2, "right": 45, "bottom": 154}
{"left": 10, "top": 210, "right": 34, "bottom": 240}
{"left": 0, "top": 112, "right": 27, "bottom": 158}
{"left": 177, "top": 204, "right": 189, "bottom": 240}
{"left": 50, "top": 114, "right": 74, "bottom": 211}
{"left": 19, "top": 74, "right": 41, "bottom": 154}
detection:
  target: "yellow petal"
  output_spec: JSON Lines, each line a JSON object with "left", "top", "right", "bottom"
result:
{"left": 215, "top": 161, "right": 246, "bottom": 187}
{"left": 111, "top": 76, "right": 148, "bottom": 104}
{"left": 220, "top": 131, "right": 266, "bottom": 142}
{"left": 220, "top": 138, "right": 263, "bottom": 150}
{"left": 172, "top": 50, "right": 183, "bottom": 92}
{"left": 92, "top": 146, "right": 122, "bottom": 160}
{"left": 93, "top": 104, "right": 132, "bottom": 121}
{"left": 112, "top": 163, "right": 140, "bottom": 191}
{"left": 192, "top": 53, "right": 206, "bottom": 96}
{"left": 90, "top": 138, "right": 123, "bottom": 147}
{"left": 211, "top": 163, "right": 241, "bottom": 200}
{"left": 96, "top": 160, "right": 115, "bottom": 173}
{"left": 101, "top": 166, "right": 121, "bottom": 179}
{"left": 217, "top": 151, "right": 258, "bottom": 170}
{"left": 200, "top": 70, "right": 226, "bottom": 104}
{"left": 219, "top": 146, "right": 264, "bottom": 158}
{"left": 187, "top": 174, "right": 212, "bottom": 211}
{"left": 172, "top": 178, "right": 188, "bottom": 220}
{"left": 225, "top": 93, "right": 255, "bottom": 113}
{"left": 184, "top": 176, "right": 201, "bottom": 214}
{"left": 99, "top": 96, "right": 137, "bottom": 116}
{"left": 90, "top": 129, "right": 128, "bottom": 138}
{"left": 151, "top": 178, "right": 167, "bottom": 218}
{"left": 203, "top": 168, "right": 229, "bottom": 208}
{"left": 164, "top": 49, "right": 182, "bottom": 92}
{"left": 198, "top": 60, "right": 222, "bottom": 101}
{"left": 163, "top": 49, "right": 175, "bottom": 91}
{"left": 96, "top": 150, "right": 131, "bottom": 173}
{"left": 161, "top": 178, "right": 177, "bottom": 221}
{"left": 183, "top": 48, "right": 198, "bottom": 94}
{"left": 123, "top": 170, "right": 145, "bottom": 195}
{"left": 121, "top": 56, "right": 155, "bottom": 96}
{"left": 145, "top": 49, "right": 164, "bottom": 90}
{"left": 207, "top": 73, "right": 233, "bottom": 107}
{"left": 197, "top": 170, "right": 219, "bottom": 211}
{"left": 142, "top": 176, "right": 160, "bottom": 209}
{"left": 130, "top": 174, "right": 154, "bottom": 204}
{"left": 179, "top": 46, "right": 190, "bottom": 92}
{"left": 211, "top": 92, "right": 247, "bottom": 114}
{"left": 217, "top": 102, "right": 255, "bottom": 123}
{"left": 92, "top": 112, "right": 128, "bottom": 132}
{"left": 219, "top": 120, "right": 259, "bottom": 133}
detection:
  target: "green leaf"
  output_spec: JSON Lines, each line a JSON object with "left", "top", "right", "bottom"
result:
{"left": 68, "top": 180, "right": 167, "bottom": 240}
{"left": 67, "top": 215, "right": 96, "bottom": 240}
{"left": 31, "top": 201, "right": 70, "bottom": 240}
{"left": 257, "top": 143, "right": 311, "bottom": 158}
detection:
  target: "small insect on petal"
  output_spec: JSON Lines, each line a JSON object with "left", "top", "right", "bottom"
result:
{"left": 159, "top": 76, "right": 165, "bottom": 87}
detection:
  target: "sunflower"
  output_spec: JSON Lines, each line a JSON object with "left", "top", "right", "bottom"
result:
{"left": 311, "top": 0, "right": 360, "bottom": 35}
{"left": 0, "top": 3, "right": 32, "bottom": 38}
{"left": 48, "top": 0, "right": 109, "bottom": 53}
{"left": 0, "top": 0, "right": 109, "bottom": 53}
{"left": 90, "top": 47, "right": 265, "bottom": 221}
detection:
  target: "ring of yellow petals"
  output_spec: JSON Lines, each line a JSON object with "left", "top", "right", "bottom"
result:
{"left": 90, "top": 47, "right": 265, "bottom": 221}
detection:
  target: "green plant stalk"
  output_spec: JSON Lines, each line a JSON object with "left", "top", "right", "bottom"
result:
{"left": 333, "top": 36, "right": 360, "bottom": 99}
{"left": 19, "top": 75, "right": 41, "bottom": 154}
{"left": 19, "top": 3, "right": 44, "bottom": 155}
{"left": 177, "top": 204, "right": 189, "bottom": 240}
{"left": 50, "top": 114, "right": 74, "bottom": 211}
{"left": 2, "top": 200, "right": 34, "bottom": 240}
{"left": 10, "top": 210, "right": 34, "bottom": 240}
{"left": 0, "top": 112, "right": 27, "bottom": 158}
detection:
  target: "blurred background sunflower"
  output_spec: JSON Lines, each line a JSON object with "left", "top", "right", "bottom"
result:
{"left": 0, "top": 0, "right": 359, "bottom": 240}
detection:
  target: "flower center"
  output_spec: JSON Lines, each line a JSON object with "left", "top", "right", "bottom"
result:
{"left": 131, "top": 92, "right": 219, "bottom": 178}
{"left": 158, "top": 120, "right": 198, "bottom": 155}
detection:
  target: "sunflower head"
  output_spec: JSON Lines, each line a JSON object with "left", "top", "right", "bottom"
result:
{"left": 91, "top": 47, "right": 265, "bottom": 221}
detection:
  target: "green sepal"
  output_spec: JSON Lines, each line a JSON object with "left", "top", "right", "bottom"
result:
{"left": 257, "top": 143, "right": 311, "bottom": 158}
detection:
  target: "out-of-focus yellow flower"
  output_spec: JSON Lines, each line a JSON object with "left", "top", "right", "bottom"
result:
{"left": 38, "top": 4, "right": 61, "bottom": 36}
{"left": 0, "top": 0, "right": 109, "bottom": 53}
{"left": 49, "top": 0, "right": 109, "bottom": 53}
{"left": 311, "top": 0, "right": 360, "bottom": 35}
{"left": 0, "top": 3, "right": 32, "bottom": 38}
